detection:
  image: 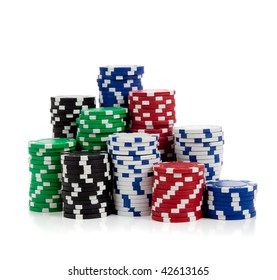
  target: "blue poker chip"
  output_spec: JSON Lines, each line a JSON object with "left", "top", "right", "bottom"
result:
{"left": 108, "top": 149, "right": 158, "bottom": 156}
{"left": 179, "top": 149, "right": 223, "bottom": 156}
{"left": 207, "top": 195, "right": 256, "bottom": 203}
{"left": 206, "top": 180, "right": 258, "bottom": 194}
{"left": 208, "top": 211, "right": 256, "bottom": 220}
{"left": 98, "top": 86, "right": 143, "bottom": 93}
{"left": 108, "top": 140, "right": 156, "bottom": 147}
{"left": 207, "top": 189, "right": 256, "bottom": 198}
{"left": 115, "top": 183, "right": 151, "bottom": 191}
{"left": 97, "top": 79, "right": 142, "bottom": 88}
{"left": 114, "top": 210, "right": 149, "bottom": 217}
{"left": 175, "top": 140, "right": 225, "bottom": 147}
{"left": 207, "top": 200, "right": 255, "bottom": 208}
{"left": 99, "top": 66, "right": 144, "bottom": 76}
{"left": 98, "top": 74, "right": 143, "bottom": 81}
{"left": 176, "top": 136, "right": 224, "bottom": 143}
{"left": 114, "top": 188, "right": 150, "bottom": 195}
{"left": 115, "top": 193, "right": 152, "bottom": 200}
{"left": 186, "top": 154, "right": 222, "bottom": 162}
{"left": 114, "top": 159, "right": 157, "bottom": 166}
{"left": 109, "top": 144, "right": 156, "bottom": 151}
{"left": 206, "top": 203, "right": 256, "bottom": 211}
{"left": 114, "top": 171, "right": 154, "bottom": 178}
{"left": 111, "top": 154, "right": 160, "bottom": 161}
{"left": 114, "top": 167, "right": 148, "bottom": 174}
{"left": 206, "top": 207, "right": 253, "bottom": 216}
{"left": 114, "top": 176, "right": 149, "bottom": 183}
{"left": 114, "top": 198, "right": 151, "bottom": 208}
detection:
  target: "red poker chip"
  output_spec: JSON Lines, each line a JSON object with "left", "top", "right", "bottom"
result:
{"left": 153, "top": 187, "right": 204, "bottom": 198}
{"left": 130, "top": 89, "right": 176, "bottom": 97}
{"left": 154, "top": 173, "right": 204, "bottom": 183}
{"left": 154, "top": 179, "right": 205, "bottom": 189}
{"left": 152, "top": 209, "right": 202, "bottom": 218}
{"left": 152, "top": 199, "right": 203, "bottom": 209}
{"left": 131, "top": 107, "right": 175, "bottom": 114}
{"left": 131, "top": 116, "right": 176, "bottom": 123}
{"left": 152, "top": 203, "right": 203, "bottom": 213}
{"left": 130, "top": 110, "right": 176, "bottom": 117}
{"left": 151, "top": 213, "right": 202, "bottom": 223}
{"left": 128, "top": 94, "right": 175, "bottom": 102}
{"left": 154, "top": 162, "right": 205, "bottom": 174}
{"left": 131, "top": 119, "right": 176, "bottom": 126}
{"left": 152, "top": 192, "right": 203, "bottom": 204}
{"left": 128, "top": 103, "right": 176, "bottom": 110}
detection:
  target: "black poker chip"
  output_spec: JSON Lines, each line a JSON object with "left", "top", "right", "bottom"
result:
{"left": 62, "top": 180, "right": 112, "bottom": 189}
{"left": 51, "top": 96, "right": 96, "bottom": 105}
{"left": 62, "top": 192, "right": 110, "bottom": 201}
{"left": 63, "top": 195, "right": 110, "bottom": 204}
{"left": 61, "top": 151, "right": 109, "bottom": 161}
{"left": 63, "top": 211, "right": 111, "bottom": 219}
{"left": 64, "top": 206, "right": 112, "bottom": 215}
{"left": 62, "top": 165, "right": 110, "bottom": 174}
{"left": 62, "top": 189, "right": 110, "bottom": 197}
{"left": 62, "top": 185, "right": 112, "bottom": 193}
{"left": 63, "top": 201, "right": 112, "bottom": 210}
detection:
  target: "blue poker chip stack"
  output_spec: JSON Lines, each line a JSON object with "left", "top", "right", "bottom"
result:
{"left": 107, "top": 133, "right": 161, "bottom": 216}
{"left": 97, "top": 65, "right": 144, "bottom": 108}
{"left": 204, "top": 180, "right": 257, "bottom": 220}
{"left": 173, "top": 125, "right": 224, "bottom": 181}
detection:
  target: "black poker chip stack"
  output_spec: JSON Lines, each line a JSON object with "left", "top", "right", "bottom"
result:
{"left": 51, "top": 96, "right": 96, "bottom": 139}
{"left": 61, "top": 151, "right": 113, "bottom": 219}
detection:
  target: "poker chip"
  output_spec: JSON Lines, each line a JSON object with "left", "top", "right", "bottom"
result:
{"left": 28, "top": 138, "right": 77, "bottom": 213}
{"left": 50, "top": 96, "right": 96, "bottom": 138}
{"left": 108, "top": 133, "right": 160, "bottom": 216}
{"left": 151, "top": 162, "right": 205, "bottom": 223}
{"left": 128, "top": 89, "right": 176, "bottom": 162}
{"left": 174, "top": 126, "right": 224, "bottom": 181}
{"left": 61, "top": 151, "right": 113, "bottom": 219}
{"left": 76, "top": 108, "right": 127, "bottom": 150}
{"left": 203, "top": 180, "right": 257, "bottom": 220}
{"left": 98, "top": 65, "right": 144, "bottom": 108}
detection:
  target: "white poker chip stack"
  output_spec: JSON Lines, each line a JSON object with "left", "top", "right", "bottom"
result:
{"left": 107, "top": 133, "right": 161, "bottom": 216}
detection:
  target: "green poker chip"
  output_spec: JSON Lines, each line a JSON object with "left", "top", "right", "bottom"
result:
{"left": 29, "top": 206, "right": 63, "bottom": 213}
{"left": 78, "top": 126, "right": 125, "bottom": 134}
{"left": 29, "top": 163, "right": 61, "bottom": 170}
{"left": 30, "top": 185, "right": 61, "bottom": 192}
{"left": 29, "top": 188, "right": 61, "bottom": 198}
{"left": 31, "top": 172, "right": 61, "bottom": 180}
{"left": 80, "top": 107, "right": 128, "bottom": 117}
{"left": 77, "top": 117, "right": 125, "bottom": 125}
{"left": 29, "top": 155, "right": 61, "bottom": 161}
{"left": 80, "top": 113, "right": 127, "bottom": 121}
{"left": 30, "top": 180, "right": 61, "bottom": 187}
{"left": 29, "top": 159, "right": 61, "bottom": 166}
{"left": 29, "top": 201, "right": 63, "bottom": 209}
{"left": 29, "top": 196, "right": 62, "bottom": 203}
{"left": 28, "top": 147, "right": 75, "bottom": 156}
{"left": 77, "top": 121, "right": 126, "bottom": 130}
{"left": 29, "top": 168, "right": 61, "bottom": 174}
{"left": 29, "top": 189, "right": 62, "bottom": 196}
{"left": 28, "top": 138, "right": 76, "bottom": 149}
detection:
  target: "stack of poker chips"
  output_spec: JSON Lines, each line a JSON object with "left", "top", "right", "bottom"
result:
{"left": 76, "top": 107, "right": 127, "bottom": 151}
{"left": 128, "top": 89, "right": 176, "bottom": 162}
{"left": 98, "top": 65, "right": 144, "bottom": 108}
{"left": 61, "top": 151, "right": 113, "bottom": 219}
{"left": 28, "top": 138, "right": 77, "bottom": 213}
{"left": 108, "top": 133, "right": 160, "bottom": 216}
{"left": 151, "top": 162, "right": 205, "bottom": 223}
{"left": 204, "top": 180, "right": 257, "bottom": 220}
{"left": 50, "top": 96, "right": 96, "bottom": 138}
{"left": 173, "top": 125, "right": 224, "bottom": 181}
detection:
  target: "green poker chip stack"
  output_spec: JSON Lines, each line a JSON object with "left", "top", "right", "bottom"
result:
{"left": 76, "top": 107, "right": 128, "bottom": 151}
{"left": 28, "top": 138, "right": 77, "bottom": 213}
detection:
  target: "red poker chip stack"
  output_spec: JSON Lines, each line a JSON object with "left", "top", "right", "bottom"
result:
{"left": 151, "top": 162, "right": 205, "bottom": 223}
{"left": 128, "top": 89, "right": 176, "bottom": 161}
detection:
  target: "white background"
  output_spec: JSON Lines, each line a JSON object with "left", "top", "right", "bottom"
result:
{"left": 1, "top": 0, "right": 277, "bottom": 279}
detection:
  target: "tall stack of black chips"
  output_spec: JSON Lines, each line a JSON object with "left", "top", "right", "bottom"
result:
{"left": 61, "top": 151, "right": 113, "bottom": 219}
{"left": 51, "top": 96, "right": 96, "bottom": 139}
